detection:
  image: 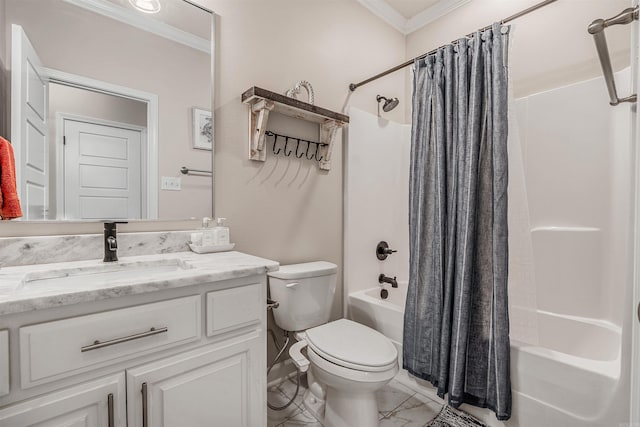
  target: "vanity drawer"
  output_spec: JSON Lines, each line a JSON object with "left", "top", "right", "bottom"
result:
{"left": 20, "top": 295, "right": 201, "bottom": 388}
{"left": 206, "top": 283, "right": 262, "bottom": 336}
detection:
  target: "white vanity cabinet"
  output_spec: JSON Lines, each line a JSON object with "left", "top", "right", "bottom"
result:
{"left": 0, "top": 373, "right": 126, "bottom": 426}
{"left": 127, "top": 331, "right": 262, "bottom": 427}
{"left": 0, "top": 273, "right": 268, "bottom": 427}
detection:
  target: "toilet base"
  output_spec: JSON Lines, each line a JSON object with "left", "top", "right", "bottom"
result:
{"left": 323, "top": 386, "right": 380, "bottom": 427}
{"left": 302, "top": 369, "right": 326, "bottom": 423}
{"left": 302, "top": 388, "right": 325, "bottom": 423}
{"left": 305, "top": 345, "right": 398, "bottom": 427}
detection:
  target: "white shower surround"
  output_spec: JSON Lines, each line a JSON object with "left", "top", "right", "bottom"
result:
{"left": 345, "top": 69, "right": 634, "bottom": 427}
{"left": 349, "top": 286, "right": 623, "bottom": 426}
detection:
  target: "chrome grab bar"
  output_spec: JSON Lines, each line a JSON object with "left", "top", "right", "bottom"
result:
{"left": 588, "top": 7, "right": 639, "bottom": 106}
{"left": 80, "top": 327, "right": 168, "bottom": 352}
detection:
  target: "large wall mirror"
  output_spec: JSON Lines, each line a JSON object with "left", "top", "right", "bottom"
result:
{"left": 1, "top": 0, "right": 214, "bottom": 221}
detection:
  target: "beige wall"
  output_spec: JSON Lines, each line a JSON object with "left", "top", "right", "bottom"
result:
{"left": 1, "top": 1, "right": 632, "bottom": 322}
{"left": 0, "top": 0, "right": 406, "bottom": 324}
{"left": 202, "top": 0, "right": 405, "bottom": 323}
{"left": 405, "top": 0, "right": 632, "bottom": 117}
{"left": 49, "top": 84, "right": 147, "bottom": 129}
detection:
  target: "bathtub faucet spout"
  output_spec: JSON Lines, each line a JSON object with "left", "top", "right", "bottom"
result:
{"left": 379, "top": 274, "right": 398, "bottom": 288}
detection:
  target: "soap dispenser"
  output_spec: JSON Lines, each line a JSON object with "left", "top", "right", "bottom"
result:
{"left": 213, "top": 218, "right": 230, "bottom": 245}
{"left": 200, "top": 217, "right": 216, "bottom": 246}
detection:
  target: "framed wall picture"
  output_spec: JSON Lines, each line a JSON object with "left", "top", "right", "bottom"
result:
{"left": 193, "top": 107, "right": 213, "bottom": 150}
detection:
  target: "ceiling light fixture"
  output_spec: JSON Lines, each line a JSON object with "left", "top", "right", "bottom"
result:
{"left": 128, "top": 0, "right": 161, "bottom": 14}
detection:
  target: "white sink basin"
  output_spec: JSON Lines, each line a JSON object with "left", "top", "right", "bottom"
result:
{"left": 19, "top": 258, "right": 194, "bottom": 289}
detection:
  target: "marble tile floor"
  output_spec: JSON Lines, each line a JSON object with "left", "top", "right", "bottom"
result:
{"left": 268, "top": 375, "right": 443, "bottom": 427}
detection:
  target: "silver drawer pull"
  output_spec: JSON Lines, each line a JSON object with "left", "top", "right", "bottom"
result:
{"left": 107, "top": 393, "right": 114, "bottom": 427}
{"left": 81, "top": 327, "right": 168, "bottom": 352}
{"left": 142, "top": 382, "right": 148, "bottom": 427}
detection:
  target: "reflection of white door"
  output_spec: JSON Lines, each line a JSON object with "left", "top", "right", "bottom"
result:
{"left": 11, "top": 24, "right": 49, "bottom": 220}
{"left": 63, "top": 119, "right": 142, "bottom": 220}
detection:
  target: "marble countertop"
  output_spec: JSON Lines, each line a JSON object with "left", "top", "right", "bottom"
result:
{"left": 0, "top": 251, "right": 279, "bottom": 316}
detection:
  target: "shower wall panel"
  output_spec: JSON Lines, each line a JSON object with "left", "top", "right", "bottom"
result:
{"left": 345, "top": 108, "right": 410, "bottom": 302}
{"left": 514, "top": 69, "right": 632, "bottom": 327}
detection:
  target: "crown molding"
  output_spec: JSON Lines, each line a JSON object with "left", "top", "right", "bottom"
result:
{"left": 62, "top": 0, "right": 210, "bottom": 53}
{"left": 405, "top": 0, "right": 471, "bottom": 34}
{"left": 356, "top": 0, "right": 408, "bottom": 34}
{"left": 357, "top": 0, "right": 472, "bottom": 35}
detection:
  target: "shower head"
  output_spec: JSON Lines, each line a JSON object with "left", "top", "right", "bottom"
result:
{"left": 377, "top": 95, "right": 399, "bottom": 112}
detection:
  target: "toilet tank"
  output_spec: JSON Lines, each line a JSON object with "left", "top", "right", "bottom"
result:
{"left": 268, "top": 261, "right": 337, "bottom": 332}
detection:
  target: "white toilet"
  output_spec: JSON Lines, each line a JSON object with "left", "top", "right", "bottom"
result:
{"left": 268, "top": 261, "right": 398, "bottom": 427}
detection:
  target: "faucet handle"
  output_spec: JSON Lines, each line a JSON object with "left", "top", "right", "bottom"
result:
{"left": 107, "top": 236, "right": 118, "bottom": 251}
{"left": 376, "top": 241, "right": 397, "bottom": 260}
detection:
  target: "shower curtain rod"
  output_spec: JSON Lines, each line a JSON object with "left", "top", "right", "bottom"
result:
{"left": 348, "top": 0, "right": 558, "bottom": 91}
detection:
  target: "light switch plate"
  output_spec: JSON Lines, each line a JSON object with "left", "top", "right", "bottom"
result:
{"left": 161, "top": 176, "right": 182, "bottom": 191}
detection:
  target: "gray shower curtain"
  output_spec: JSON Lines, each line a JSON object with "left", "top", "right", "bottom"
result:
{"left": 403, "top": 22, "right": 511, "bottom": 421}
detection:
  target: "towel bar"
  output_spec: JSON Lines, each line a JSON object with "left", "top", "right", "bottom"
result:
{"left": 588, "top": 7, "right": 639, "bottom": 106}
{"left": 180, "top": 166, "right": 212, "bottom": 176}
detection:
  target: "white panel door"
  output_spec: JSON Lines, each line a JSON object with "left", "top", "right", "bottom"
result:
{"left": 10, "top": 24, "right": 49, "bottom": 220}
{"left": 63, "top": 119, "right": 142, "bottom": 220}
{"left": 0, "top": 373, "right": 125, "bottom": 426}
{"left": 127, "top": 333, "right": 264, "bottom": 427}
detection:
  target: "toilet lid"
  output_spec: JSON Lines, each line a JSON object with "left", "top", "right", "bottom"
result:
{"left": 305, "top": 319, "right": 397, "bottom": 372}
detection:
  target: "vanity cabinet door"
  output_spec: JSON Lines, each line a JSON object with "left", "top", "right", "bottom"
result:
{"left": 127, "top": 330, "right": 265, "bottom": 427}
{"left": 0, "top": 373, "right": 125, "bottom": 426}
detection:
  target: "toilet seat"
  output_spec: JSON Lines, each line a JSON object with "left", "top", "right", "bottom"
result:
{"left": 307, "top": 346, "right": 398, "bottom": 385}
{"left": 305, "top": 319, "right": 398, "bottom": 372}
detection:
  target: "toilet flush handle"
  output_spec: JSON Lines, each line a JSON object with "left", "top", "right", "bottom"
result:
{"left": 289, "top": 340, "right": 310, "bottom": 372}
{"left": 286, "top": 282, "right": 300, "bottom": 289}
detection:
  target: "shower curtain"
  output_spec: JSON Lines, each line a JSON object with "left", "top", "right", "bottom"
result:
{"left": 403, "top": 22, "right": 511, "bottom": 420}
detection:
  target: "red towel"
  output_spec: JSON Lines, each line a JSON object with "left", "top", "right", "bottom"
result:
{"left": 0, "top": 137, "right": 23, "bottom": 220}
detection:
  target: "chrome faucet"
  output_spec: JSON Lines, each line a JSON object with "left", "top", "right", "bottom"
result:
{"left": 103, "top": 221, "right": 127, "bottom": 262}
{"left": 378, "top": 274, "right": 398, "bottom": 288}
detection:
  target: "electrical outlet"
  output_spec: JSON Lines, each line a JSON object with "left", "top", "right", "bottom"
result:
{"left": 161, "top": 176, "right": 182, "bottom": 191}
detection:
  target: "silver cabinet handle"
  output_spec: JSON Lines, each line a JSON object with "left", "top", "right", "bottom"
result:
{"left": 107, "top": 393, "right": 114, "bottom": 427}
{"left": 142, "top": 382, "right": 148, "bottom": 427}
{"left": 80, "top": 327, "right": 168, "bottom": 352}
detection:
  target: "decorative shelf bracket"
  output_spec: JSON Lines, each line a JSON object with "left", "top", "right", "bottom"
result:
{"left": 318, "top": 120, "right": 344, "bottom": 170}
{"left": 249, "top": 99, "right": 275, "bottom": 161}
{"left": 242, "top": 86, "right": 349, "bottom": 170}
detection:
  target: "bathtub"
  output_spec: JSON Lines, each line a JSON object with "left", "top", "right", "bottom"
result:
{"left": 348, "top": 286, "right": 623, "bottom": 427}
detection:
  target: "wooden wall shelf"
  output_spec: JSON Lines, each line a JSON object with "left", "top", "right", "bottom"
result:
{"left": 241, "top": 86, "right": 349, "bottom": 170}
